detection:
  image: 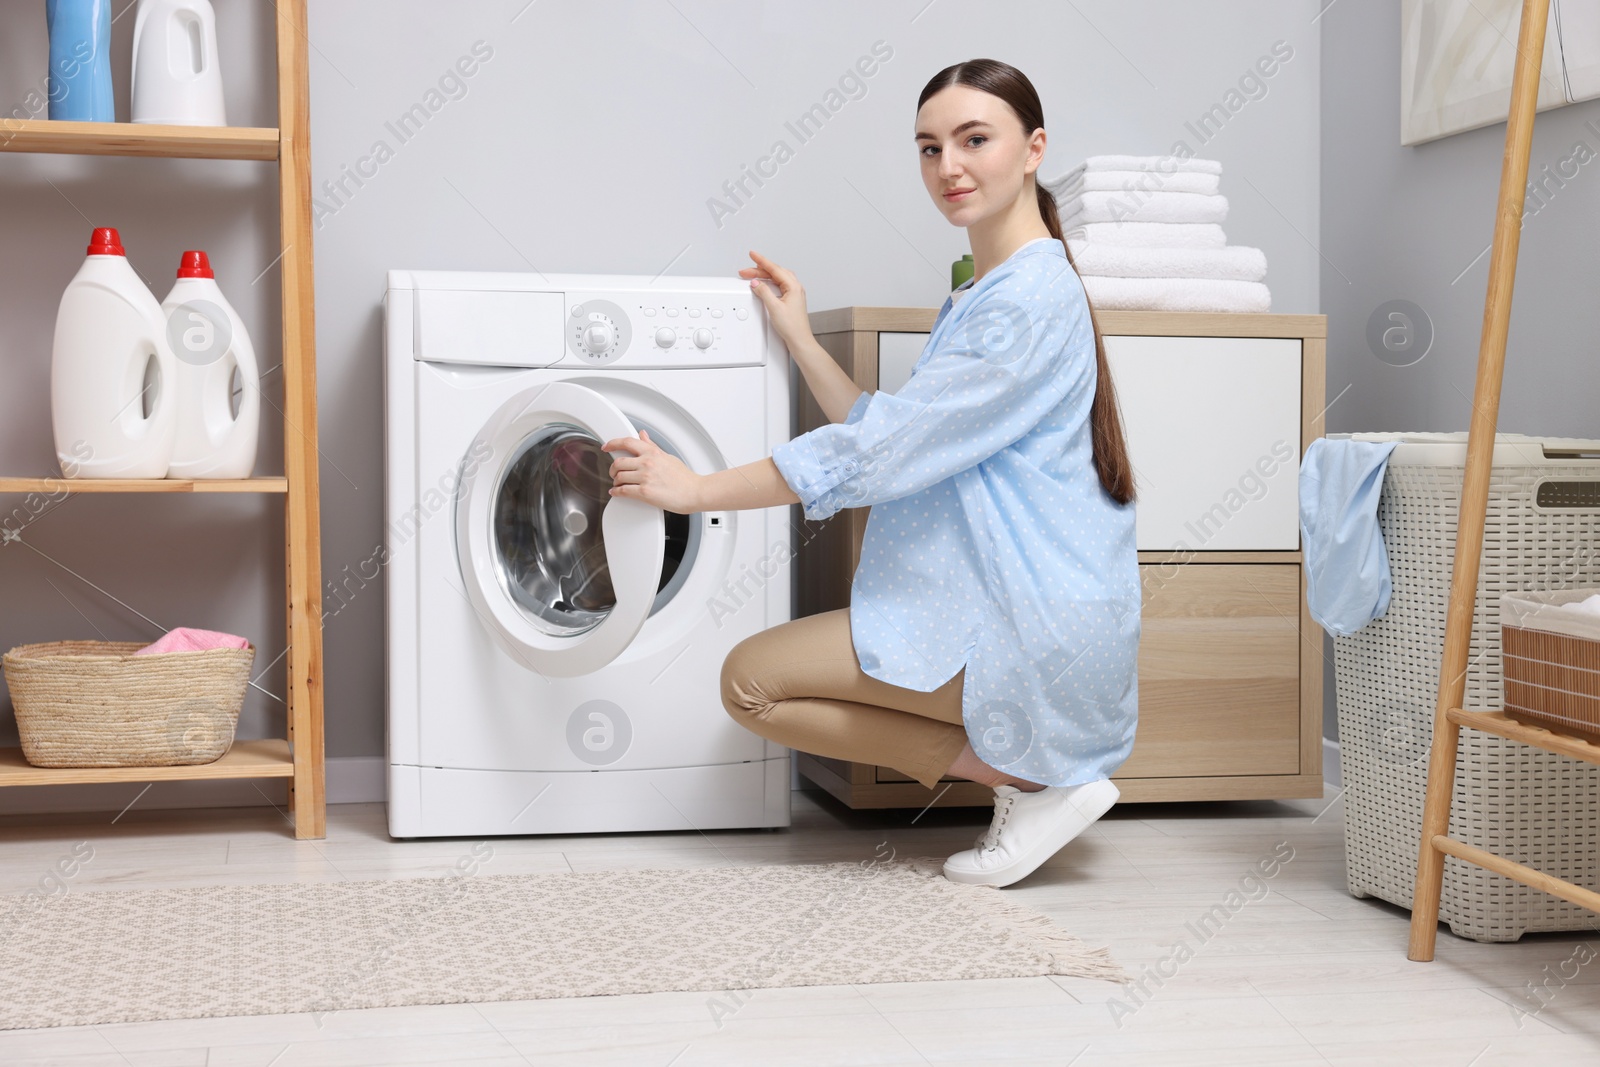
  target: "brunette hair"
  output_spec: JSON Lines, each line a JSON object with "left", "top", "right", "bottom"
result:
{"left": 917, "top": 59, "right": 1135, "bottom": 505}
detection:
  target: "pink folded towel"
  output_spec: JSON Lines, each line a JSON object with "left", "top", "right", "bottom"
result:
{"left": 133, "top": 627, "right": 250, "bottom": 656}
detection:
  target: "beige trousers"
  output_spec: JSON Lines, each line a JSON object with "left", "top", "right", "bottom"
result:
{"left": 720, "top": 609, "right": 970, "bottom": 790}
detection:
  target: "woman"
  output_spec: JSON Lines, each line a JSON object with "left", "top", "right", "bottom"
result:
{"left": 604, "top": 59, "right": 1140, "bottom": 889}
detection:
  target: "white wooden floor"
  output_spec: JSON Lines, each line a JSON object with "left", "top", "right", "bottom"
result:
{"left": 0, "top": 786, "right": 1597, "bottom": 1066}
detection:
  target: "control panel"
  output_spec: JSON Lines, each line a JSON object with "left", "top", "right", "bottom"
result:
{"left": 562, "top": 291, "right": 766, "bottom": 369}
{"left": 404, "top": 276, "right": 770, "bottom": 370}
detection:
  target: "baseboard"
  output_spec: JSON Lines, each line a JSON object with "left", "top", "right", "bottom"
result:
{"left": 1323, "top": 736, "right": 1341, "bottom": 790}
{"left": 0, "top": 756, "right": 387, "bottom": 817}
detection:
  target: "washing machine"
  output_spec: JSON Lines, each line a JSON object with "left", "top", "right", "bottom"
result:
{"left": 383, "top": 270, "right": 792, "bottom": 838}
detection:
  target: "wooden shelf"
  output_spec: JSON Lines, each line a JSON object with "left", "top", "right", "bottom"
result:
{"left": 0, "top": 120, "right": 279, "bottom": 160}
{"left": 1448, "top": 708, "right": 1600, "bottom": 767}
{"left": 0, "top": 739, "right": 293, "bottom": 786}
{"left": 0, "top": 477, "right": 289, "bottom": 494}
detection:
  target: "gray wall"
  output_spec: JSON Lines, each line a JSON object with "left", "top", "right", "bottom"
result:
{"left": 0, "top": 2, "right": 1323, "bottom": 772}
{"left": 1319, "top": 4, "right": 1600, "bottom": 741}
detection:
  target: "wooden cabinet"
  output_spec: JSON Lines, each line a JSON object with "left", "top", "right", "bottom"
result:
{"left": 792, "top": 307, "right": 1326, "bottom": 807}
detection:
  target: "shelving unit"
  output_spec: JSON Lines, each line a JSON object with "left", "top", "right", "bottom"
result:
{"left": 0, "top": 1, "right": 324, "bottom": 838}
{"left": 1408, "top": 0, "right": 1600, "bottom": 957}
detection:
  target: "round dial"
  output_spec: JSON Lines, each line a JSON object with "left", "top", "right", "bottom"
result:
{"left": 583, "top": 322, "right": 614, "bottom": 354}
{"left": 655, "top": 327, "right": 677, "bottom": 349}
{"left": 564, "top": 299, "right": 632, "bottom": 366}
{"left": 692, "top": 328, "right": 714, "bottom": 350}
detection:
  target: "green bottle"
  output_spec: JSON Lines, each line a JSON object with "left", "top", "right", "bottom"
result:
{"left": 951, "top": 253, "right": 974, "bottom": 291}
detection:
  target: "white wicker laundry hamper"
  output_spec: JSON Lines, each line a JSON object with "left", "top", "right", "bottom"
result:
{"left": 1332, "top": 432, "right": 1600, "bottom": 942}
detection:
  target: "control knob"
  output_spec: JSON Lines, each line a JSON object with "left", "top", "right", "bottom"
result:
{"left": 582, "top": 321, "right": 614, "bottom": 354}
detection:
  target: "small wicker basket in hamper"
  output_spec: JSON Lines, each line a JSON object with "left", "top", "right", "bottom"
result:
{"left": 1501, "top": 591, "right": 1600, "bottom": 745}
{"left": 1, "top": 641, "right": 254, "bottom": 768}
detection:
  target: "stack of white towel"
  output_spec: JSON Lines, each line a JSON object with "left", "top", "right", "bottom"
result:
{"left": 1045, "top": 155, "right": 1270, "bottom": 314}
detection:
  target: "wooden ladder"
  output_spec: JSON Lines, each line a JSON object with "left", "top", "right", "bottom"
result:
{"left": 0, "top": 1, "right": 325, "bottom": 838}
{"left": 1408, "top": 0, "right": 1600, "bottom": 959}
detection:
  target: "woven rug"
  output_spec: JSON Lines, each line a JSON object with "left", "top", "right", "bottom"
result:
{"left": 0, "top": 857, "right": 1123, "bottom": 1030}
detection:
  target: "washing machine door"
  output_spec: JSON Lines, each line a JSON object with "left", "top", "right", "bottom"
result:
{"left": 456, "top": 382, "right": 666, "bottom": 678}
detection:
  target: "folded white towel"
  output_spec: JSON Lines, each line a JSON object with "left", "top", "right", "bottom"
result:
{"left": 1043, "top": 169, "right": 1220, "bottom": 198}
{"left": 1064, "top": 222, "right": 1227, "bottom": 250}
{"left": 1052, "top": 155, "right": 1224, "bottom": 183}
{"left": 1079, "top": 275, "right": 1271, "bottom": 314}
{"left": 1059, "top": 190, "right": 1228, "bottom": 227}
{"left": 1065, "top": 240, "right": 1267, "bottom": 282}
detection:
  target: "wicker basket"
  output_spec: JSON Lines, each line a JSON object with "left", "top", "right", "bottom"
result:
{"left": 1332, "top": 432, "right": 1600, "bottom": 942}
{"left": 1501, "top": 590, "right": 1600, "bottom": 745}
{"left": 2, "top": 640, "right": 254, "bottom": 768}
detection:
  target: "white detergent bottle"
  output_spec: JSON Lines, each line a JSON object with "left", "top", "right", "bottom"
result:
{"left": 51, "top": 227, "right": 178, "bottom": 479}
{"left": 161, "top": 251, "right": 259, "bottom": 479}
{"left": 131, "top": 0, "right": 226, "bottom": 126}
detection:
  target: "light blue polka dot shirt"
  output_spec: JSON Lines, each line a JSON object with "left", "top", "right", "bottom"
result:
{"left": 771, "top": 237, "right": 1140, "bottom": 787}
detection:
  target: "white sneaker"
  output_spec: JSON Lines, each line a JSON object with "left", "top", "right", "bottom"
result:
{"left": 943, "top": 778, "right": 1120, "bottom": 888}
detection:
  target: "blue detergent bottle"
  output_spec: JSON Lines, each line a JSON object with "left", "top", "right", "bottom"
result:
{"left": 46, "top": 0, "right": 115, "bottom": 122}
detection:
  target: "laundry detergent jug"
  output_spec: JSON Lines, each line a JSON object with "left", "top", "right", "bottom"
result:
{"left": 161, "top": 251, "right": 259, "bottom": 479}
{"left": 51, "top": 228, "right": 178, "bottom": 479}
{"left": 131, "top": 0, "right": 226, "bottom": 126}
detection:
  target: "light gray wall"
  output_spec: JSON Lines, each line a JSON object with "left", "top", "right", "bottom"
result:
{"left": 0, "top": 1, "right": 1323, "bottom": 769}
{"left": 1319, "top": 4, "right": 1600, "bottom": 742}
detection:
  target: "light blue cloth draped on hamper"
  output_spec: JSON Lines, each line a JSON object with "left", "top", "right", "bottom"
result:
{"left": 1298, "top": 437, "right": 1399, "bottom": 636}
{"left": 770, "top": 238, "right": 1141, "bottom": 787}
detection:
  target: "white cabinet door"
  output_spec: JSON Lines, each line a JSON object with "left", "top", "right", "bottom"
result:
{"left": 1105, "top": 336, "right": 1302, "bottom": 551}
{"left": 872, "top": 330, "right": 1302, "bottom": 552}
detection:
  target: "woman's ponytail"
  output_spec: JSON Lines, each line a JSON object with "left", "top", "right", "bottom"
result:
{"left": 1038, "top": 184, "right": 1136, "bottom": 505}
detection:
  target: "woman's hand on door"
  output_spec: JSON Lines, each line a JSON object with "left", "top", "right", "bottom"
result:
{"left": 605, "top": 430, "right": 704, "bottom": 513}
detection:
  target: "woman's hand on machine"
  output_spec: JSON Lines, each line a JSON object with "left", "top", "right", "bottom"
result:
{"left": 605, "top": 430, "right": 703, "bottom": 513}
{"left": 739, "top": 251, "right": 811, "bottom": 349}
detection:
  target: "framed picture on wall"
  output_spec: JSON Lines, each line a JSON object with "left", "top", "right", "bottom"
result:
{"left": 1400, "top": 0, "right": 1600, "bottom": 146}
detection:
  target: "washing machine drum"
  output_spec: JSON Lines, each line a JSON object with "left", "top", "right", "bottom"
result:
{"left": 495, "top": 426, "right": 621, "bottom": 635}
{"left": 495, "top": 428, "right": 695, "bottom": 634}
{"left": 457, "top": 382, "right": 668, "bottom": 678}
